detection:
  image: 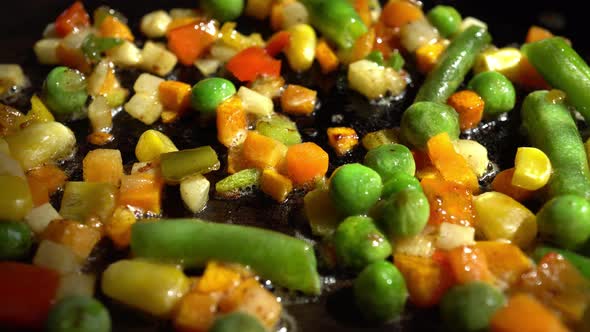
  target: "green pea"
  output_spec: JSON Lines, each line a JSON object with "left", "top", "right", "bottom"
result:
{"left": 380, "top": 188, "right": 429, "bottom": 238}
{"left": 440, "top": 282, "right": 506, "bottom": 332}
{"left": 209, "top": 312, "right": 266, "bottom": 332}
{"left": 467, "top": 71, "right": 516, "bottom": 116}
{"left": 364, "top": 143, "right": 415, "bottom": 181}
{"left": 382, "top": 171, "right": 422, "bottom": 199}
{"left": 333, "top": 216, "right": 392, "bottom": 270}
{"left": 201, "top": 0, "right": 244, "bottom": 22}
{"left": 537, "top": 195, "right": 590, "bottom": 251}
{"left": 191, "top": 78, "right": 236, "bottom": 113}
{"left": 0, "top": 221, "right": 32, "bottom": 260}
{"left": 400, "top": 101, "right": 460, "bottom": 149}
{"left": 43, "top": 66, "right": 88, "bottom": 121}
{"left": 353, "top": 261, "right": 408, "bottom": 322}
{"left": 330, "top": 163, "right": 383, "bottom": 216}
{"left": 47, "top": 296, "right": 111, "bottom": 332}
{"left": 0, "top": 175, "right": 33, "bottom": 221}
{"left": 427, "top": 5, "right": 462, "bottom": 38}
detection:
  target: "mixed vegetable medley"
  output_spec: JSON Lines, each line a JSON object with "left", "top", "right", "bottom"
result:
{"left": 2, "top": 0, "right": 590, "bottom": 331}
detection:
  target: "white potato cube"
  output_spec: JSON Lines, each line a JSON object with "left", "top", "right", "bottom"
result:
{"left": 237, "top": 86, "right": 273, "bottom": 116}
{"left": 133, "top": 73, "right": 164, "bottom": 96}
{"left": 210, "top": 43, "right": 238, "bottom": 62}
{"left": 141, "top": 10, "right": 172, "bottom": 38}
{"left": 107, "top": 41, "right": 142, "bottom": 67}
{"left": 0, "top": 64, "right": 27, "bottom": 88}
{"left": 437, "top": 222, "right": 476, "bottom": 250}
{"left": 194, "top": 58, "right": 221, "bottom": 76}
{"left": 169, "top": 8, "right": 199, "bottom": 19}
{"left": 348, "top": 60, "right": 406, "bottom": 99}
{"left": 180, "top": 174, "right": 210, "bottom": 213}
{"left": 282, "top": 2, "right": 309, "bottom": 29}
{"left": 34, "top": 39, "right": 61, "bottom": 65}
{"left": 57, "top": 273, "right": 96, "bottom": 300}
{"left": 453, "top": 139, "right": 490, "bottom": 177}
{"left": 140, "top": 41, "right": 178, "bottom": 77}
{"left": 124, "top": 93, "right": 163, "bottom": 125}
{"left": 25, "top": 202, "right": 62, "bottom": 234}
{"left": 400, "top": 18, "right": 439, "bottom": 53}
{"left": 394, "top": 235, "right": 435, "bottom": 257}
{"left": 33, "top": 240, "right": 80, "bottom": 275}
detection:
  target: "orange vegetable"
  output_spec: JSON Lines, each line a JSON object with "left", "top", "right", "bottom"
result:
{"left": 354, "top": 0, "right": 372, "bottom": 27}
{"left": 197, "top": 261, "right": 243, "bottom": 293}
{"left": 525, "top": 25, "right": 554, "bottom": 43}
{"left": 98, "top": 66, "right": 117, "bottom": 96}
{"left": 167, "top": 22, "right": 217, "bottom": 66}
{"left": 55, "top": 1, "right": 90, "bottom": 37}
{"left": 351, "top": 27, "right": 376, "bottom": 62}
{"left": 415, "top": 41, "right": 447, "bottom": 73}
{"left": 265, "top": 31, "right": 291, "bottom": 57}
{"left": 490, "top": 293, "right": 570, "bottom": 332}
{"left": 280, "top": 84, "right": 317, "bottom": 116}
{"left": 167, "top": 17, "right": 200, "bottom": 32}
{"left": 517, "top": 56, "right": 551, "bottom": 90}
{"left": 216, "top": 96, "right": 247, "bottom": 148}
{"left": 373, "top": 21, "right": 400, "bottom": 58}
{"left": 27, "top": 164, "right": 68, "bottom": 195}
{"left": 82, "top": 149, "right": 124, "bottom": 186}
{"left": 315, "top": 39, "right": 340, "bottom": 74}
{"left": 227, "top": 146, "right": 247, "bottom": 174}
{"left": 412, "top": 149, "right": 432, "bottom": 171}
{"left": 381, "top": 0, "right": 424, "bottom": 29}
{"left": 475, "top": 241, "right": 533, "bottom": 286}
{"left": 394, "top": 253, "right": 454, "bottom": 307}
{"left": 41, "top": 219, "right": 102, "bottom": 261}
{"left": 56, "top": 43, "right": 92, "bottom": 74}
{"left": 491, "top": 168, "right": 535, "bottom": 202}
{"left": 286, "top": 142, "right": 329, "bottom": 185}
{"left": 118, "top": 172, "right": 164, "bottom": 214}
{"left": 327, "top": 127, "right": 359, "bottom": 156}
{"left": 421, "top": 176, "right": 476, "bottom": 227}
{"left": 242, "top": 131, "right": 288, "bottom": 170}
{"left": 0, "top": 262, "right": 60, "bottom": 329}
{"left": 226, "top": 47, "right": 282, "bottom": 82}
{"left": 269, "top": 0, "right": 294, "bottom": 31}
{"left": 105, "top": 205, "right": 137, "bottom": 249}
{"left": 159, "top": 81, "right": 192, "bottom": 112}
{"left": 447, "top": 245, "right": 495, "bottom": 284}
{"left": 261, "top": 168, "right": 293, "bottom": 202}
{"left": 174, "top": 291, "right": 221, "bottom": 332}
{"left": 447, "top": 90, "right": 485, "bottom": 130}
{"left": 27, "top": 176, "right": 49, "bottom": 207}
{"left": 427, "top": 132, "right": 479, "bottom": 192}
{"left": 99, "top": 16, "right": 134, "bottom": 42}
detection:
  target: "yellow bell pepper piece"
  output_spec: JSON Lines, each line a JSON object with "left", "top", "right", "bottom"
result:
{"left": 285, "top": 24, "right": 317, "bottom": 72}
{"left": 101, "top": 259, "right": 191, "bottom": 317}
{"left": 512, "top": 147, "right": 552, "bottom": 191}
{"left": 261, "top": 168, "right": 293, "bottom": 202}
{"left": 135, "top": 129, "right": 178, "bottom": 162}
{"left": 473, "top": 47, "right": 522, "bottom": 82}
{"left": 473, "top": 191, "right": 537, "bottom": 249}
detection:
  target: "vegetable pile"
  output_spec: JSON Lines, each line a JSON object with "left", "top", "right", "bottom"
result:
{"left": 2, "top": 0, "right": 590, "bottom": 331}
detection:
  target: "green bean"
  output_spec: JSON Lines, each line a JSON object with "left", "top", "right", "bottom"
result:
{"left": 46, "top": 295, "right": 111, "bottom": 332}
{"left": 467, "top": 71, "right": 516, "bottom": 116}
{"left": 60, "top": 182, "right": 117, "bottom": 223}
{"left": 520, "top": 90, "right": 590, "bottom": 199}
{"left": 160, "top": 146, "right": 220, "bottom": 183}
{"left": 427, "top": 5, "right": 462, "bottom": 38}
{"left": 0, "top": 221, "right": 32, "bottom": 260}
{"left": 131, "top": 219, "right": 321, "bottom": 294}
{"left": 379, "top": 188, "right": 430, "bottom": 238}
{"left": 43, "top": 66, "right": 88, "bottom": 120}
{"left": 415, "top": 26, "right": 491, "bottom": 103}
{"left": 0, "top": 175, "right": 33, "bottom": 221}
{"left": 215, "top": 168, "right": 261, "bottom": 198}
{"left": 536, "top": 195, "right": 590, "bottom": 251}
{"left": 81, "top": 34, "right": 123, "bottom": 62}
{"left": 191, "top": 78, "right": 236, "bottom": 113}
{"left": 201, "top": 0, "right": 244, "bottom": 22}
{"left": 255, "top": 114, "right": 302, "bottom": 146}
{"left": 329, "top": 163, "right": 383, "bottom": 216}
{"left": 400, "top": 101, "right": 460, "bottom": 149}
{"left": 363, "top": 143, "right": 415, "bottom": 181}
{"left": 209, "top": 312, "right": 265, "bottom": 332}
{"left": 333, "top": 216, "right": 392, "bottom": 270}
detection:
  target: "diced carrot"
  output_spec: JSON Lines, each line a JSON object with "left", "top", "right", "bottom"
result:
{"left": 427, "top": 132, "right": 480, "bottom": 193}
{"left": 286, "top": 142, "right": 329, "bottom": 185}
{"left": 98, "top": 66, "right": 117, "bottom": 96}
{"left": 173, "top": 291, "right": 221, "bottom": 332}
{"left": 490, "top": 294, "right": 570, "bottom": 332}
{"left": 381, "top": 0, "right": 424, "bottom": 29}
{"left": 27, "top": 164, "right": 68, "bottom": 195}
{"left": 421, "top": 176, "right": 476, "bottom": 227}
{"left": 517, "top": 56, "right": 551, "bottom": 90}
{"left": 105, "top": 205, "right": 137, "bottom": 249}
{"left": 491, "top": 168, "right": 535, "bottom": 202}
{"left": 167, "top": 22, "right": 217, "bottom": 66}
{"left": 218, "top": 278, "right": 282, "bottom": 328}
{"left": 242, "top": 131, "right": 288, "bottom": 170}
{"left": 327, "top": 127, "right": 359, "bottom": 156}
{"left": 226, "top": 47, "right": 282, "bottom": 82}
{"left": 41, "top": 219, "right": 102, "bottom": 261}
{"left": 55, "top": 1, "right": 90, "bottom": 37}
{"left": 525, "top": 25, "right": 554, "bottom": 43}
{"left": 394, "top": 253, "right": 455, "bottom": 307}
{"left": 315, "top": 39, "right": 340, "bottom": 74}
{"left": 351, "top": 27, "right": 376, "bottom": 62}
{"left": 217, "top": 96, "right": 248, "bottom": 148}
{"left": 265, "top": 31, "right": 291, "bottom": 57}
{"left": 82, "top": 149, "right": 124, "bottom": 186}
{"left": 99, "top": 16, "right": 134, "bottom": 42}
{"left": 415, "top": 41, "right": 447, "bottom": 73}
{"left": 354, "top": 0, "right": 372, "bottom": 27}
{"left": 447, "top": 90, "right": 485, "bottom": 131}
{"left": 280, "top": 84, "right": 317, "bottom": 116}
{"left": 56, "top": 43, "right": 92, "bottom": 74}
{"left": 118, "top": 172, "right": 164, "bottom": 214}
{"left": 27, "top": 176, "right": 49, "bottom": 207}
{"left": 0, "top": 262, "right": 60, "bottom": 329}
{"left": 261, "top": 168, "right": 293, "bottom": 202}
{"left": 475, "top": 241, "right": 533, "bottom": 286}
{"left": 412, "top": 149, "right": 432, "bottom": 171}
{"left": 447, "top": 245, "right": 495, "bottom": 284}
{"left": 227, "top": 146, "right": 247, "bottom": 174}
{"left": 373, "top": 21, "right": 400, "bottom": 58}
{"left": 197, "top": 261, "right": 243, "bottom": 293}
{"left": 158, "top": 80, "right": 192, "bottom": 113}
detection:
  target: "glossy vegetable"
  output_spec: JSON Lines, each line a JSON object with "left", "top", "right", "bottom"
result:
{"left": 400, "top": 101, "right": 460, "bottom": 149}
{"left": 191, "top": 78, "right": 236, "bottom": 114}
{"left": 364, "top": 143, "right": 415, "bottom": 181}
{"left": 427, "top": 5, "right": 461, "bottom": 38}
{"left": 467, "top": 71, "right": 516, "bottom": 116}
{"left": 532, "top": 246, "right": 590, "bottom": 279}
{"left": 536, "top": 195, "right": 590, "bottom": 251}
{"left": 256, "top": 114, "right": 302, "bottom": 146}
{"left": 428, "top": 132, "right": 479, "bottom": 192}
{"left": 512, "top": 147, "right": 552, "bottom": 191}
{"left": 490, "top": 294, "right": 569, "bottom": 332}
{"left": 131, "top": 219, "right": 321, "bottom": 294}
{"left": 521, "top": 90, "right": 590, "bottom": 199}
{"left": 55, "top": 1, "right": 90, "bottom": 37}
{"left": 0, "top": 221, "right": 32, "bottom": 260}
{"left": 46, "top": 296, "right": 111, "bottom": 332}
{"left": 415, "top": 26, "right": 491, "bottom": 103}
{"left": 0, "top": 175, "right": 33, "bottom": 221}
{"left": 226, "top": 47, "right": 281, "bottom": 82}
{"left": 43, "top": 66, "right": 88, "bottom": 120}
{"left": 284, "top": 24, "right": 317, "bottom": 72}
{"left": 333, "top": 216, "right": 392, "bottom": 270}
{"left": 215, "top": 168, "right": 261, "bottom": 198}
{"left": 382, "top": 171, "right": 422, "bottom": 198}
{"left": 59, "top": 182, "right": 116, "bottom": 223}
{"left": 447, "top": 90, "right": 484, "bottom": 130}
{"left": 81, "top": 34, "right": 122, "bottom": 62}
{"left": 381, "top": 0, "right": 423, "bottom": 29}
{"left": 201, "top": 0, "right": 244, "bottom": 22}
{"left": 380, "top": 188, "right": 430, "bottom": 238}
{"left": 209, "top": 312, "right": 266, "bottom": 332}
{"left": 160, "top": 146, "right": 220, "bottom": 183}
{"left": 135, "top": 129, "right": 178, "bottom": 162}
{"left": 353, "top": 261, "right": 408, "bottom": 322}
{"left": 329, "top": 163, "right": 383, "bottom": 216}
{"left": 167, "top": 22, "right": 217, "bottom": 66}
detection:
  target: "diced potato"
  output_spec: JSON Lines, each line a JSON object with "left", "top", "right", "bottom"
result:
{"left": 141, "top": 10, "right": 172, "bottom": 38}
{"left": 134, "top": 73, "right": 165, "bottom": 96}
{"left": 33, "top": 240, "right": 80, "bottom": 275}
{"left": 34, "top": 39, "right": 61, "bottom": 65}
{"left": 394, "top": 235, "right": 436, "bottom": 258}
{"left": 436, "top": 222, "right": 475, "bottom": 250}
{"left": 210, "top": 43, "right": 238, "bottom": 62}
{"left": 453, "top": 139, "right": 490, "bottom": 177}
{"left": 107, "top": 40, "right": 142, "bottom": 67}
{"left": 25, "top": 202, "right": 62, "bottom": 234}
{"left": 180, "top": 174, "right": 210, "bottom": 213}
{"left": 237, "top": 86, "right": 274, "bottom": 116}
{"left": 169, "top": 8, "right": 199, "bottom": 19}
{"left": 136, "top": 129, "right": 178, "bottom": 162}
{"left": 140, "top": 41, "right": 178, "bottom": 77}
{"left": 131, "top": 161, "right": 160, "bottom": 175}
{"left": 282, "top": 2, "right": 309, "bottom": 29}
{"left": 173, "top": 292, "right": 221, "bottom": 332}
{"left": 0, "top": 64, "right": 27, "bottom": 90}
{"left": 56, "top": 273, "right": 96, "bottom": 300}
{"left": 460, "top": 17, "right": 488, "bottom": 32}
{"left": 400, "top": 18, "right": 439, "bottom": 53}
{"left": 250, "top": 75, "right": 285, "bottom": 100}
{"left": 88, "top": 96, "right": 113, "bottom": 132}
{"left": 41, "top": 219, "right": 102, "bottom": 261}
{"left": 124, "top": 93, "right": 163, "bottom": 125}
{"left": 473, "top": 47, "right": 522, "bottom": 82}
{"left": 61, "top": 28, "right": 92, "bottom": 49}
{"left": 87, "top": 60, "right": 112, "bottom": 96}
{"left": 0, "top": 152, "right": 25, "bottom": 178}
{"left": 194, "top": 58, "right": 221, "bottom": 76}
{"left": 43, "top": 23, "right": 58, "bottom": 38}
{"left": 348, "top": 59, "right": 406, "bottom": 99}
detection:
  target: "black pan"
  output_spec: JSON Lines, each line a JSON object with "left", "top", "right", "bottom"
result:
{"left": 1, "top": 1, "right": 588, "bottom": 331}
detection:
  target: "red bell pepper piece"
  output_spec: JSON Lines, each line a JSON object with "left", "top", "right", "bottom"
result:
{"left": 265, "top": 31, "right": 291, "bottom": 57}
{"left": 55, "top": 1, "right": 90, "bottom": 37}
{"left": 167, "top": 21, "right": 217, "bottom": 66}
{"left": 226, "top": 47, "right": 281, "bottom": 82}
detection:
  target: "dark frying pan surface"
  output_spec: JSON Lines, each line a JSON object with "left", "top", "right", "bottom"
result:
{"left": 1, "top": 1, "right": 589, "bottom": 331}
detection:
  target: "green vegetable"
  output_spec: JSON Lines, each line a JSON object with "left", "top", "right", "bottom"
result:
{"left": 255, "top": 114, "right": 302, "bottom": 146}
{"left": 304, "top": 187, "right": 344, "bottom": 237}
{"left": 363, "top": 143, "right": 415, "bottom": 181}
{"left": 43, "top": 66, "right": 89, "bottom": 121}
{"left": 215, "top": 168, "right": 261, "bottom": 198}
{"left": 537, "top": 195, "right": 590, "bottom": 250}
{"left": 93, "top": 6, "right": 127, "bottom": 27}
{"left": 300, "top": 0, "right": 367, "bottom": 49}
{"left": 353, "top": 261, "right": 408, "bottom": 322}
{"left": 387, "top": 50, "right": 405, "bottom": 71}
{"left": 382, "top": 171, "right": 422, "bottom": 199}
{"left": 60, "top": 182, "right": 117, "bottom": 223}
{"left": 522, "top": 37, "right": 590, "bottom": 123}
{"left": 160, "top": 146, "right": 220, "bottom": 183}
{"left": 440, "top": 282, "right": 506, "bottom": 332}
{"left": 533, "top": 246, "right": 590, "bottom": 279}
{"left": 521, "top": 90, "right": 590, "bottom": 199}
{"left": 329, "top": 163, "right": 383, "bottom": 216}
{"left": 0, "top": 175, "right": 33, "bottom": 221}
{"left": 209, "top": 312, "right": 266, "bottom": 332}
{"left": 46, "top": 295, "right": 111, "bottom": 332}
{"left": 426, "top": 5, "right": 462, "bottom": 38}
{"left": 191, "top": 78, "right": 236, "bottom": 113}
{"left": 380, "top": 188, "right": 429, "bottom": 238}
{"left": 333, "top": 216, "right": 392, "bottom": 270}
{"left": 131, "top": 219, "right": 321, "bottom": 294}
{"left": 366, "top": 51, "right": 385, "bottom": 66}
{"left": 400, "top": 101, "right": 460, "bottom": 149}
{"left": 201, "top": 0, "right": 244, "bottom": 22}
{"left": 415, "top": 26, "right": 491, "bottom": 103}
{"left": 81, "top": 34, "right": 123, "bottom": 62}
{"left": 0, "top": 221, "right": 32, "bottom": 260}
{"left": 467, "top": 71, "right": 516, "bottom": 116}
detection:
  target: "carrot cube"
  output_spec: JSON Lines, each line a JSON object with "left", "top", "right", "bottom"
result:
{"left": 242, "top": 131, "right": 288, "bottom": 169}
{"left": 280, "top": 84, "right": 317, "bottom": 116}
{"left": 82, "top": 149, "right": 124, "bottom": 186}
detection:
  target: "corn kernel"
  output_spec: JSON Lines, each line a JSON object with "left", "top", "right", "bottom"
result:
{"left": 284, "top": 24, "right": 317, "bottom": 72}
{"left": 135, "top": 129, "right": 178, "bottom": 162}
{"left": 473, "top": 47, "right": 522, "bottom": 82}
{"left": 512, "top": 147, "right": 551, "bottom": 191}
{"left": 261, "top": 169, "right": 293, "bottom": 202}
{"left": 327, "top": 127, "right": 359, "bottom": 156}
